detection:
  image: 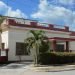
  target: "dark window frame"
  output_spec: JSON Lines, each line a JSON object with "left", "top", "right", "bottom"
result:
{"left": 16, "top": 42, "right": 29, "bottom": 55}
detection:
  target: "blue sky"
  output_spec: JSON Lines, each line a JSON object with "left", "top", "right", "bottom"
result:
{"left": 0, "top": 0, "right": 75, "bottom": 30}
{"left": 0, "top": 0, "right": 39, "bottom": 19}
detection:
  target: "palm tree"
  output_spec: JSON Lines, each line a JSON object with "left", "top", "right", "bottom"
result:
{"left": 0, "top": 15, "right": 6, "bottom": 50}
{"left": 25, "top": 30, "right": 50, "bottom": 65}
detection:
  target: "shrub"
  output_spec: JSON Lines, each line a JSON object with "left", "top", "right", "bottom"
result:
{"left": 38, "top": 52, "right": 75, "bottom": 65}
{"left": 39, "top": 40, "right": 50, "bottom": 53}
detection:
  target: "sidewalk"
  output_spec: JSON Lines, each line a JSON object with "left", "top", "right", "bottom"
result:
{"left": 28, "top": 64, "right": 75, "bottom": 72}
{"left": 0, "top": 63, "right": 75, "bottom": 75}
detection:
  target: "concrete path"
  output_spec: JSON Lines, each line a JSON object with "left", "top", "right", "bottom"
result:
{"left": 22, "top": 70, "right": 75, "bottom": 75}
{"left": 0, "top": 63, "right": 75, "bottom": 75}
{"left": 0, "top": 68, "right": 75, "bottom": 75}
{"left": 29, "top": 65, "right": 75, "bottom": 72}
{"left": 0, "top": 69, "right": 25, "bottom": 75}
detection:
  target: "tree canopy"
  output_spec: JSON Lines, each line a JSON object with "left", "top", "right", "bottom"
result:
{"left": 25, "top": 30, "right": 50, "bottom": 64}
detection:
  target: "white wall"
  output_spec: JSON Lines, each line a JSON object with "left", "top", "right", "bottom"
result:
{"left": 7, "top": 26, "right": 71, "bottom": 61}
{"left": 1, "top": 31, "right": 9, "bottom": 49}
{"left": 10, "top": 26, "right": 70, "bottom": 38}
{"left": 69, "top": 36, "right": 75, "bottom": 52}
{"left": 69, "top": 41, "right": 75, "bottom": 52}
{"left": 2, "top": 25, "right": 75, "bottom": 61}
{"left": 2, "top": 18, "right": 75, "bottom": 61}
{"left": 45, "top": 31, "right": 70, "bottom": 38}
{"left": 8, "top": 28, "right": 34, "bottom": 61}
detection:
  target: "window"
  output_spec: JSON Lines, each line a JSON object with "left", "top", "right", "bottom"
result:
{"left": 16, "top": 42, "right": 29, "bottom": 55}
{"left": 56, "top": 44, "right": 64, "bottom": 52}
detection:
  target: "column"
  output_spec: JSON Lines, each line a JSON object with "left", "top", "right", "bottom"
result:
{"left": 66, "top": 41, "right": 69, "bottom": 52}
{"left": 52, "top": 40, "right": 56, "bottom": 51}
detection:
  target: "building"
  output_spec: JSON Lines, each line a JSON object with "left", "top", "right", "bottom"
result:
{"left": 0, "top": 17, "right": 75, "bottom": 62}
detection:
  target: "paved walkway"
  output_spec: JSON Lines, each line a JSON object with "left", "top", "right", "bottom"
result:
{"left": 29, "top": 65, "right": 75, "bottom": 72}
{"left": 0, "top": 63, "right": 75, "bottom": 75}
{"left": 0, "top": 68, "right": 75, "bottom": 75}
{"left": 23, "top": 70, "right": 75, "bottom": 75}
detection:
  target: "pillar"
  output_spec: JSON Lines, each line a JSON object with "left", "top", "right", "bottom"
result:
{"left": 66, "top": 41, "right": 69, "bottom": 52}
{"left": 52, "top": 40, "right": 56, "bottom": 51}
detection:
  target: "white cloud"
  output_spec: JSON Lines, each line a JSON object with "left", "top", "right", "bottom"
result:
{"left": 31, "top": 0, "right": 75, "bottom": 30}
{"left": 0, "top": 1, "right": 27, "bottom": 18}
{"left": 58, "top": 0, "right": 74, "bottom": 5}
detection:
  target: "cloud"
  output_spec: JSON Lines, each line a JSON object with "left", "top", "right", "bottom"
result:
{"left": 58, "top": 0, "right": 74, "bottom": 5}
{"left": 0, "top": 1, "right": 27, "bottom": 18}
{"left": 31, "top": 0, "right": 75, "bottom": 30}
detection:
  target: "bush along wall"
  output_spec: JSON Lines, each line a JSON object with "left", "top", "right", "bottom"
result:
{"left": 38, "top": 52, "right": 75, "bottom": 65}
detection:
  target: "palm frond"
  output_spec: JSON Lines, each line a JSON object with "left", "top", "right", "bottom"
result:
{"left": 25, "top": 37, "right": 35, "bottom": 43}
{"left": 30, "top": 30, "right": 45, "bottom": 40}
{"left": 25, "top": 37, "right": 35, "bottom": 48}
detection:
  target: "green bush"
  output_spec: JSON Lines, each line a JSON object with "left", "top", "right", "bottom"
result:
{"left": 38, "top": 52, "right": 75, "bottom": 65}
{"left": 39, "top": 40, "right": 50, "bottom": 53}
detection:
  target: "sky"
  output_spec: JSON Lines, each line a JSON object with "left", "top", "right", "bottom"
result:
{"left": 0, "top": 0, "right": 75, "bottom": 30}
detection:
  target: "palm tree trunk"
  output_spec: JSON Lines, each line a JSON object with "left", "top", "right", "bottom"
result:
{"left": 35, "top": 42, "right": 40, "bottom": 65}
{"left": 34, "top": 43, "right": 38, "bottom": 65}
{"left": 18, "top": 55, "right": 21, "bottom": 62}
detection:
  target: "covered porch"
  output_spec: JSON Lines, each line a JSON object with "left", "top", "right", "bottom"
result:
{"left": 49, "top": 37, "right": 75, "bottom": 52}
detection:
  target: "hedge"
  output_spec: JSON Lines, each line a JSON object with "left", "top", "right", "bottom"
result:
{"left": 38, "top": 52, "right": 75, "bottom": 65}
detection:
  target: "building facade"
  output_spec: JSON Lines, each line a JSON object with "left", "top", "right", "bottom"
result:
{"left": 0, "top": 17, "right": 75, "bottom": 62}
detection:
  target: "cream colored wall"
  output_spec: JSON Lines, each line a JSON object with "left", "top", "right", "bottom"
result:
{"left": 69, "top": 36, "right": 75, "bottom": 51}
{"left": 1, "top": 18, "right": 75, "bottom": 61}
{"left": 2, "top": 25, "right": 75, "bottom": 61}
{"left": 1, "top": 31, "right": 9, "bottom": 49}
{"left": 45, "top": 31, "right": 70, "bottom": 38}
{"left": 8, "top": 28, "right": 34, "bottom": 61}
{"left": 70, "top": 36, "right": 75, "bottom": 38}
{"left": 69, "top": 41, "right": 75, "bottom": 52}
{"left": 10, "top": 26, "right": 70, "bottom": 38}
{"left": 8, "top": 26, "right": 71, "bottom": 61}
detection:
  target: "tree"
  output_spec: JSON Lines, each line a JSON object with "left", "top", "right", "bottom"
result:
{"left": 0, "top": 15, "right": 6, "bottom": 50}
{"left": 39, "top": 40, "right": 50, "bottom": 53}
{"left": 25, "top": 30, "right": 50, "bottom": 65}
